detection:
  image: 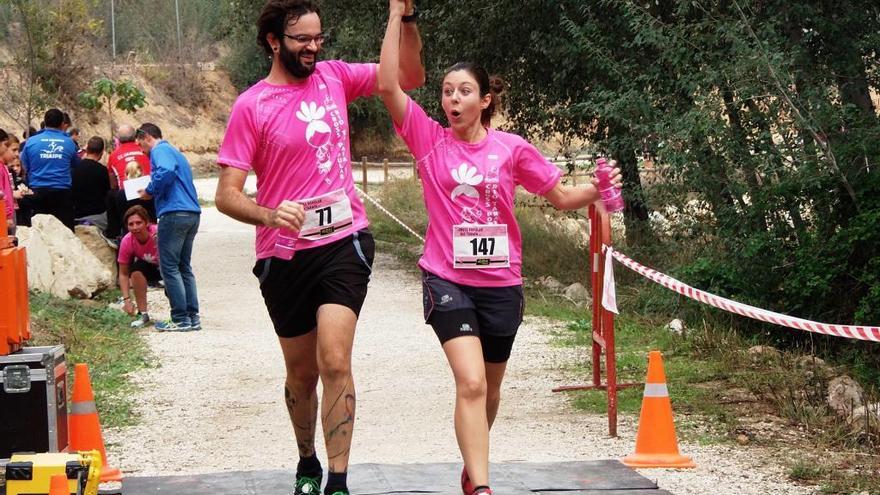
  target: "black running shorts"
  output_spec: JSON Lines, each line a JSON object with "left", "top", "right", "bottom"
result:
{"left": 253, "top": 229, "right": 375, "bottom": 338}
{"left": 422, "top": 271, "right": 524, "bottom": 363}
{"left": 130, "top": 259, "right": 162, "bottom": 285}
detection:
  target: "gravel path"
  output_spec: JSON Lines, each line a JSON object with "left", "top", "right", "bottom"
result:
{"left": 104, "top": 195, "right": 818, "bottom": 494}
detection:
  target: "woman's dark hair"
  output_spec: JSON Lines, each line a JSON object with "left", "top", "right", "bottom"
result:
{"left": 124, "top": 205, "right": 152, "bottom": 226}
{"left": 0, "top": 128, "right": 8, "bottom": 143}
{"left": 444, "top": 62, "right": 505, "bottom": 127}
{"left": 256, "top": 0, "right": 320, "bottom": 56}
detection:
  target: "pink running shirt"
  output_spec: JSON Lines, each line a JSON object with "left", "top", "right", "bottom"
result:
{"left": 217, "top": 61, "right": 377, "bottom": 259}
{"left": 117, "top": 224, "right": 159, "bottom": 266}
{"left": 395, "top": 97, "right": 562, "bottom": 287}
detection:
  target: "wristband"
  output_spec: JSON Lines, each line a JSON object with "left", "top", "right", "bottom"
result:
{"left": 402, "top": 5, "right": 419, "bottom": 23}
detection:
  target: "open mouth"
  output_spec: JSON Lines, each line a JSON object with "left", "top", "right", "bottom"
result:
{"left": 450, "top": 110, "right": 462, "bottom": 118}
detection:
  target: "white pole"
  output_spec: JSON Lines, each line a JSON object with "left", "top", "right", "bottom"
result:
{"left": 175, "top": 0, "right": 182, "bottom": 60}
{"left": 110, "top": 0, "right": 116, "bottom": 60}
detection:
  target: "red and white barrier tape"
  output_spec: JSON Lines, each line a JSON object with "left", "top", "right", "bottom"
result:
{"left": 602, "top": 245, "right": 880, "bottom": 343}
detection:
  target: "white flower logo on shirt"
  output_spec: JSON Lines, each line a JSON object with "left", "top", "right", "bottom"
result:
{"left": 296, "top": 101, "right": 332, "bottom": 147}
{"left": 450, "top": 163, "right": 483, "bottom": 200}
{"left": 142, "top": 253, "right": 157, "bottom": 264}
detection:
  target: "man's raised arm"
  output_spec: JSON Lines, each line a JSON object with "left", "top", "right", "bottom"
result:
{"left": 397, "top": 0, "right": 424, "bottom": 90}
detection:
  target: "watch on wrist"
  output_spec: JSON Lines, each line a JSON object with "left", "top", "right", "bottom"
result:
{"left": 402, "top": 5, "right": 419, "bottom": 23}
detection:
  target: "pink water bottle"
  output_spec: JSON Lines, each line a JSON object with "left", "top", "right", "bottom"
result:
{"left": 273, "top": 231, "right": 298, "bottom": 260}
{"left": 595, "top": 157, "right": 624, "bottom": 213}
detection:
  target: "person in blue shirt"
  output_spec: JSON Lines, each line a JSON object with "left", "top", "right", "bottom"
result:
{"left": 136, "top": 122, "right": 201, "bottom": 332}
{"left": 20, "top": 108, "right": 81, "bottom": 230}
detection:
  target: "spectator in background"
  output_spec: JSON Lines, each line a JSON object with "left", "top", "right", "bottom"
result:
{"left": 2, "top": 133, "right": 28, "bottom": 231}
{"left": 103, "top": 123, "right": 153, "bottom": 244}
{"left": 9, "top": 153, "right": 31, "bottom": 228}
{"left": 108, "top": 124, "right": 151, "bottom": 189}
{"left": 0, "top": 129, "right": 14, "bottom": 234}
{"left": 117, "top": 205, "right": 161, "bottom": 329}
{"left": 137, "top": 122, "right": 201, "bottom": 332}
{"left": 68, "top": 127, "right": 84, "bottom": 156}
{"left": 72, "top": 136, "right": 111, "bottom": 230}
{"left": 20, "top": 108, "right": 80, "bottom": 230}
{"left": 61, "top": 112, "right": 72, "bottom": 133}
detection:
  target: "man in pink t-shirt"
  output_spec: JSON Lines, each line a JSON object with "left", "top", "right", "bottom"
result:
{"left": 214, "top": 2, "right": 424, "bottom": 493}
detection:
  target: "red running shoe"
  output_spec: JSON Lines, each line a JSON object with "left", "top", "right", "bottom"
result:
{"left": 461, "top": 466, "right": 475, "bottom": 495}
{"left": 472, "top": 488, "right": 493, "bottom": 495}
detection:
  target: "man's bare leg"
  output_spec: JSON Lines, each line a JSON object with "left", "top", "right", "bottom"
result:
{"left": 278, "top": 330, "right": 320, "bottom": 458}
{"left": 316, "top": 304, "right": 358, "bottom": 482}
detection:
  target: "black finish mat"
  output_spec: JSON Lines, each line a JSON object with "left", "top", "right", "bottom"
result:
{"left": 121, "top": 460, "right": 672, "bottom": 494}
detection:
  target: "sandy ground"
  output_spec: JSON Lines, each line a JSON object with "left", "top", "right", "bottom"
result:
{"left": 103, "top": 182, "right": 819, "bottom": 494}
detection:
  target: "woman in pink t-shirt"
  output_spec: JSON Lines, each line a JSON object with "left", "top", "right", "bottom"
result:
{"left": 377, "top": 3, "right": 622, "bottom": 494}
{"left": 117, "top": 205, "right": 162, "bottom": 329}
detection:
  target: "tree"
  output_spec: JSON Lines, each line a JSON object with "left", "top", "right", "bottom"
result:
{"left": 77, "top": 78, "right": 147, "bottom": 141}
{"left": 0, "top": 0, "right": 49, "bottom": 133}
{"left": 0, "top": 0, "right": 106, "bottom": 132}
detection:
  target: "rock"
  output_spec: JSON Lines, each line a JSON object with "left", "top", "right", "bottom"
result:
{"left": 826, "top": 375, "right": 865, "bottom": 417}
{"left": 849, "top": 403, "right": 880, "bottom": 432}
{"left": 747, "top": 345, "right": 781, "bottom": 362}
{"left": 795, "top": 355, "right": 829, "bottom": 370}
{"left": 16, "top": 215, "right": 113, "bottom": 299}
{"left": 735, "top": 433, "right": 750, "bottom": 445}
{"left": 794, "top": 355, "right": 832, "bottom": 380}
{"left": 75, "top": 225, "right": 118, "bottom": 282}
{"left": 535, "top": 275, "right": 564, "bottom": 293}
{"left": 14, "top": 226, "right": 54, "bottom": 291}
{"left": 665, "top": 319, "right": 685, "bottom": 334}
{"left": 563, "top": 282, "right": 589, "bottom": 306}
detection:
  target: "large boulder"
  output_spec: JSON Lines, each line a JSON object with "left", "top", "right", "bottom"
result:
{"left": 534, "top": 275, "right": 565, "bottom": 293}
{"left": 16, "top": 215, "right": 113, "bottom": 299}
{"left": 827, "top": 375, "right": 865, "bottom": 417}
{"left": 850, "top": 403, "right": 880, "bottom": 433}
{"left": 75, "top": 225, "right": 118, "bottom": 281}
{"left": 563, "top": 282, "right": 589, "bottom": 306}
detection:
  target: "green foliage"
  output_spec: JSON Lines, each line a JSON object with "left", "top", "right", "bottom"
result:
{"left": 516, "top": 204, "right": 589, "bottom": 286}
{"left": 28, "top": 291, "right": 153, "bottom": 427}
{"left": 78, "top": 77, "right": 146, "bottom": 139}
{"left": 77, "top": 78, "right": 146, "bottom": 113}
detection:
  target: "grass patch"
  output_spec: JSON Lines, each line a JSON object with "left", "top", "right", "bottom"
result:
{"left": 27, "top": 291, "right": 154, "bottom": 428}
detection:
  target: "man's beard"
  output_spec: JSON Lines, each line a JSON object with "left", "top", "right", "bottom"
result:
{"left": 280, "top": 43, "right": 317, "bottom": 78}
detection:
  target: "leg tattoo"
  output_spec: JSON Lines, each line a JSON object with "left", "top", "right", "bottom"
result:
{"left": 285, "top": 383, "right": 318, "bottom": 457}
{"left": 323, "top": 377, "right": 356, "bottom": 464}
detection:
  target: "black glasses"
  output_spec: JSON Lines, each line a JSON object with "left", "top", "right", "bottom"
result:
{"left": 282, "top": 33, "right": 325, "bottom": 46}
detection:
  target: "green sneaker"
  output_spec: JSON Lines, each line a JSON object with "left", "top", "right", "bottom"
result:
{"left": 293, "top": 474, "right": 322, "bottom": 495}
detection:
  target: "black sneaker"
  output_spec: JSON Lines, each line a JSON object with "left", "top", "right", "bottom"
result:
{"left": 293, "top": 473, "right": 322, "bottom": 495}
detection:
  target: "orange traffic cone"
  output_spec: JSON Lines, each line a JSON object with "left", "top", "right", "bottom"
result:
{"left": 48, "top": 473, "right": 69, "bottom": 495}
{"left": 68, "top": 363, "right": 123, "bottom": 482}
{"left": 622, "top": 351, "right": 695, "bottom": 468}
